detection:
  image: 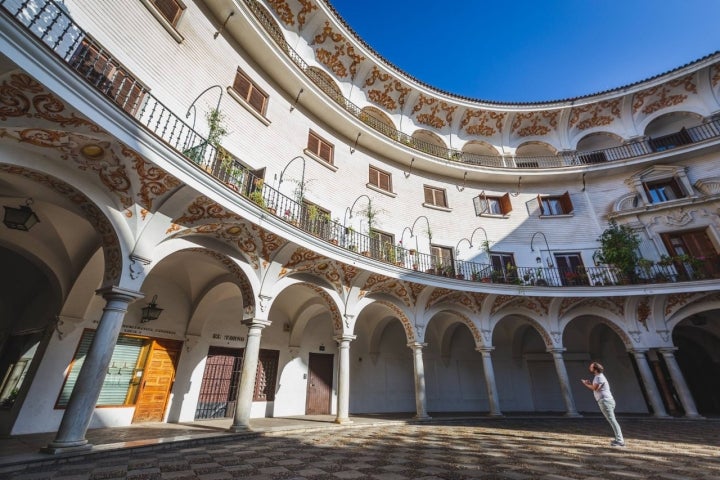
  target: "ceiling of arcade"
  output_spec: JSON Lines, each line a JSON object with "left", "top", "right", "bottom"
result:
{"left": 263, "top": 0, "right": 720, "bottom": 148}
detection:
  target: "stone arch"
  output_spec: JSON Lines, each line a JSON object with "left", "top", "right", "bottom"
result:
{"left": 411, "top": 129, "right": 447, "bottom": 149}
{"left": 360, "top": 106, "right": 395, "bottom": 131}
{"left": 642, "top": 110, "right": 705, "bottom": 137}
{"left": 424, "top": 304, "right": 483, "bottom": 348}
{"left": 461, "top": 140, "right": 500, "bottom": 157}
{"left": 298, "top": 283, "right": 344, "bottom": 335}
{"left": 516, "top": 141, "right": 557, "bottom": 156}
{"left": 307, "top": 66, "right": 343, "bottom": 102}
{"left": 559, "top": 305, "right": 633, "bottom": 350}
{"left": 575, "top": 131, "right": 624, "bottom": 151}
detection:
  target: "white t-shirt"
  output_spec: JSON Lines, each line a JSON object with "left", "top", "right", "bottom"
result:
{"left": 592, "top": 373, "right": 614, "bottom": 401}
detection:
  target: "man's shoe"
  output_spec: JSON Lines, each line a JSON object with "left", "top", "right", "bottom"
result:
{"left": 610, "top": 440, "right": 626, "bottom": 447}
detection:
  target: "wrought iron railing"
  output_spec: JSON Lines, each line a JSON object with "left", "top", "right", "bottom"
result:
{"left": 4, "top": 0, "right": 719, "bottom": 287}
{"left": 242, "top": 0, "right": 720, "bottom": 169}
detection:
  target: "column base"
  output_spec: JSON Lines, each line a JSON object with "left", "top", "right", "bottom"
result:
{"left": 564, "top": 411, "right": 582, "bottom": 418}
{"left": 488, "top": 412, "right": 503, "bottom": 417}
{"left": 684, "top": 413, "right": 705, "bottom": 420}
{"left": 227, "top": 424, "right": 251, "bottom": 433}
{"left": 652, "top": 413, "right": 671, "bottom": 418}
{"left": 334, "top": 417, "right": 353, "bottom": 425}
{"left": 414, "top": 414, "right": 432, "bottom": 421}
{"left": 41, "top": 439, "right": 92, "bottom": 455}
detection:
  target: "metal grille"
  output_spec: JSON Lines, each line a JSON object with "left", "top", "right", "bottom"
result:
{"left": 194, "top": 347, "right": 242, "bottom": 419}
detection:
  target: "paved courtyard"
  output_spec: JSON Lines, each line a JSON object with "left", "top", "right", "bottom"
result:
{"left": 4, "top": 417, "right": 719, "bottom": 480}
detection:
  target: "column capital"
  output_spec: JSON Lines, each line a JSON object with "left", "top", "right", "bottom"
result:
{"left": 658, "top": 347, "right": 679, "bottom": 354}
{"left": 476, "top": 346, "right": 495, "bottom": 353}
{"left": 241, "top": 318, "right": 272, "bottom": 329}
{"left": 407, "top": 342, "right": 427, "bottom": 350}
{"left": 95, "top": 285, "right": 144, "bottom": 303}
{"left": 334, "top": 334, "right": 357, "bottom": 344}
{"left": 547, "top": 347, "right": 566, "bottom": 355}
{"left": 629, "top": 348, "right": 649, "bottom": 355}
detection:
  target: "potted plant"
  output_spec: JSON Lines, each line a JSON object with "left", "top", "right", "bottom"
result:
{"left": 595, "top": 221, "right": 641, "bottom": 284}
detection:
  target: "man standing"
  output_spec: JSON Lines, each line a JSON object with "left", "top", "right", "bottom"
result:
{"left": 582, "top": 362, "right": 625, "bottom": 447}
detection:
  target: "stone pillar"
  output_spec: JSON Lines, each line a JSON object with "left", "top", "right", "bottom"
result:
{"left": 631, "top": 349, "right": 669, "bottom": 417}
{"left": 477, "top": 347, "right": 502, "bottom": 416}
{"left": 408, "top": 342, "right": 431, "bottom": 420}
{"left": 647, "top": 349, "right": 679, "bottom": 415}
{"left": 334, "top": 334, "right": 356, "bottom": 424}
{"left": 659, "top": 348, "right": 702, "bottom": 418}
{"left": 549, "top": 348, "right": 580, "bottom": 417}
{"left": 229, "top": 319, "right": 270, "bottom": 431}
{"left": 43, "top": 286, "right": 143, "bottom": 453}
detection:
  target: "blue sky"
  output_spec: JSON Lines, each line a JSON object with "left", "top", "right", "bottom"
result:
{"left": 328, "top": 0, "right": 720, "bottom": 103}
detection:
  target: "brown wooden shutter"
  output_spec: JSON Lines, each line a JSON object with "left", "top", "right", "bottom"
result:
{"left": 153, "top": 0, "right": 182, "bottom": 25}
{"left": 308, "top": 132, "right": 319, "bottom": 154}
{"left": 560, "top": 191, "right": 573, "bottom": 214}
{"left": 369, "top": 166, "right": 379, "bottom": 187}
{"left": 248, "top": 88, "right": 266, "bottom": 113}
{"left": 379, "top": 171, "right": 390, "bottom": 191}
{"left": 319, "top": 142, "right": 332, "bottom": 163}
{"left": 437, "top": 189, "right": 447, "bottom": 207}
{"left": 499, "top": 193, "right": 512, "bottom": 214}
{"left": 233, "top": 71, "right": 251, "bottom": 98}
{"left": 424, "top": 186, "right": 434, "bottom": 204}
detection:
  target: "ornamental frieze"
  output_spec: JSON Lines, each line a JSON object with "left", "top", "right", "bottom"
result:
{"left": 312, "top": 22, "right": 365, "bottom": 79}
{"left": 637, "top": 297, "right": 651, "bottom": 330}
{"left": 426, "top": 288, "right": 455, "bottom": 308}
{"left": 561, "top": 297, "right": 623, "bottom": 319}
{"left": 358, "top": 276, "right": 413, "bottom": 307}
{"left": 453, "top": 311, "right": 482, "bottom": 345}
{"left": 510, "top": 111, "right": 559, "bottom": 137}
{"left": 375, "top": 300, "right": 415, "bottom": 343}
{"left": 167, "top": 196, "right": 240, "bottom": 234}
{"left": 303, "top": 284, "right": 343, "bottom": 333}
{"left": 410, "top": 94, "right": 457, "bottom": 129}
{"left": 266, "top": 0, "right": 317, "bottom": 28}
{"left": 460, "top": 109, "right": 506, "bottom": 136}
{"left": 664, "top": 292, "right": 697, "bottom": 316}
{"left": 126, "top": 146, "right": 181, "bottom": 216}
{"left": 568, "top": 100, "right": 621, "bottom": 131}
{"left": 363, "top": 66, "right": 411, "bottom": 111}
{"left": 632, "top": 74, "right": 696, "bottom": 115}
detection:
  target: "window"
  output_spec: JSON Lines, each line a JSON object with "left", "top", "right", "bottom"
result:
{"left": 644, "top": 178, "right": 685, "bottom": 204}
{"left": 307, "top": 131, "right": 334, "bottom": 165}
{"left": 57, "top": 330, "right": 145, "bottom": 407}
{"left": 554, "top": 252, "right": 588, "bottom": 285}
{"left": 369, "top": 166, "right": 392, "bottom": 192}
{"left": 302, "top": 200, "right": 332, "bottom": 238}
{"left": 151, "top": 0, "right": 184, "bottom": 26}
{"left": 69, "top": 38, "right": 146, "bottom": 115}
{"left": 370, "top": 230, "right": 395, "bottom": 261}
{"left": 233, "top": 69, "right": 269, "bottom": 116}
{"left": 254, "top": 349, "right": 279, "bottom": 401}
{"left": 474, "top": 192, "right": 512, "bottom": 216}
{"left": 490, "top": 252, "right": 516, "bottom": 282}
{"left": 431, "top": 245, "right": 454, "bottom": 275}
{"left": 424, "top": 185, "right": 448, "bottom": 208}
{"left": 538, "top": 191, "right": 573, "bottom": 216}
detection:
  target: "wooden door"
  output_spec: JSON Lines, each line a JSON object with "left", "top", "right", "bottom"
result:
{"left": 305, "top": 353, "right": 333, "bottom": 415}
{"left": 662, "top": 229, "right": 719, "bottom": 278}
{"left": 132, "top": 339, "right": 182, "bottom": 423}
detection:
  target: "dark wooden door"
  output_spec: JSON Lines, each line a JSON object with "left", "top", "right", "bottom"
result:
{"left": 662, "top": 228, "right": 719, "bottom": 278}
{"left": 306, "top": 353, "right": 333, "bottom": 415}
{"left": 132, "top": 339, "right": 182, "bottom": 423}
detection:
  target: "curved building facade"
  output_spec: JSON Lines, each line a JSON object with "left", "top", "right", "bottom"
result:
{"left": 0, "top": 0, "right": 718, "bottom": 446}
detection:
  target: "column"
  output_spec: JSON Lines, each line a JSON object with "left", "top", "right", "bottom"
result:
{"left": 631, "top": 349, "right": 669, "bottom": 417}
{"left": 229, "top": 318, "right": 270, "bottom": 432}
{"left": 477, "top": 347, "right": 502, "bottom": 416}
{"left": 408, "top": 342, "right": 431, "bottom": 420}
{"left": 549, "top": 348, "right": 580, "bottom": 417}
{"left": 43, "top": 286, "right": 143, "bottom": 453}
{"left": 647, "top": 349, "right": 679, "bottom": 415}
{"left": 659, "top": 348, "right": 702, "bottom": 418}
{"left": 334, "top": 334, "right": 356, "bottom": 424}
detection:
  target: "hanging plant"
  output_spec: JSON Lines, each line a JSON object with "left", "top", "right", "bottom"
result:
{"left": 595, "top": 221, "right": 641, "bottom": 282}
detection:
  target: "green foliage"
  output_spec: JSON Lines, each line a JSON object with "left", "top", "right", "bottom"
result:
{"left": 206, "top": 109, "right": 228, "bottom": 148}
{"left": 596, "top": 221, "right": 641, "bottom": 277}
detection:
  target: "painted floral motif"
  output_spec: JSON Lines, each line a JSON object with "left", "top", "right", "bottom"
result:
{"left": 632, "top": 74, "right": 696, "bottom": 115}
{"left": 313, "top": 23, "right": 365, "bottom": 79}
{"left": 411, "top": 94, "right": 456, "bottom": 129}
{"left": 511, "top": 111, "right": 559, "bottom": 137}
{"left": 568, "top": 100, "right": 621, "bottom": 131}
{"left": 363, "top": 67, "right": 411, "bottom": 111}
{"left": 460, "top": 109, "right": 506, "bottom": 136}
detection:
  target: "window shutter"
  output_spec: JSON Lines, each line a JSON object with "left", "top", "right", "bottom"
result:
{"left": 537, "top": 195, "right": 545, "bottom": 215}
{"left": 233, "top": 71, "right": 251, "bottom": 98}
{"left": 307, "top": 132, "right": 319, "bottom": 154}
{"left": 560, "top": 191, "right": 573, "bottom": 214}
{"left": 437, "top": 189, "right": 447, "bottom": 207}
{"left": 319, "top": 142, "right": 332, "bottom": 163}
{"left": 424, "top": 186, "right": 433, "bottom": 204}
{"left": 369, "top": 166, "right": 378, "bottom": 187}
{"left": 379, "top": 171, "right": 390, "bottom": 191}
{"left": 248, "top": 88, "right": 267, "bottom": 113}
{"left": 499, "top": 193, "right": 512, "bottom": 214}
{"left": 152, "top": 0, "right": 182, "bottom": 25}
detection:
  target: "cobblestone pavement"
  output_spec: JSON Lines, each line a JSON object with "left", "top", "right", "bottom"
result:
{"left": 5, "top": 417, "right": 720, "bottom": 480}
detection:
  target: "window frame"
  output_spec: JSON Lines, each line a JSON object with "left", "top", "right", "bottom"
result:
{"left": 643, "top": 177, "right": 685, "bottom": 204}
{"left": 232, "top": 68, "right": 269, "bottom": 117}
{"left": 537, "top": 191, "right": 573, "bottom": 216}
{"left": 368, "top": 165, "right": 392, "bottom": 193}
{"left": 140, "top": 0, "right": 185, "bottom": 42}
{"left": 474, "top": 192, "right": 512, "bottom": 216}
{"left": 306, "top": 131, "right": 334, "bottom": 165}
{"left": 423, "top": 185, "right": 448, "bottom": 208}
